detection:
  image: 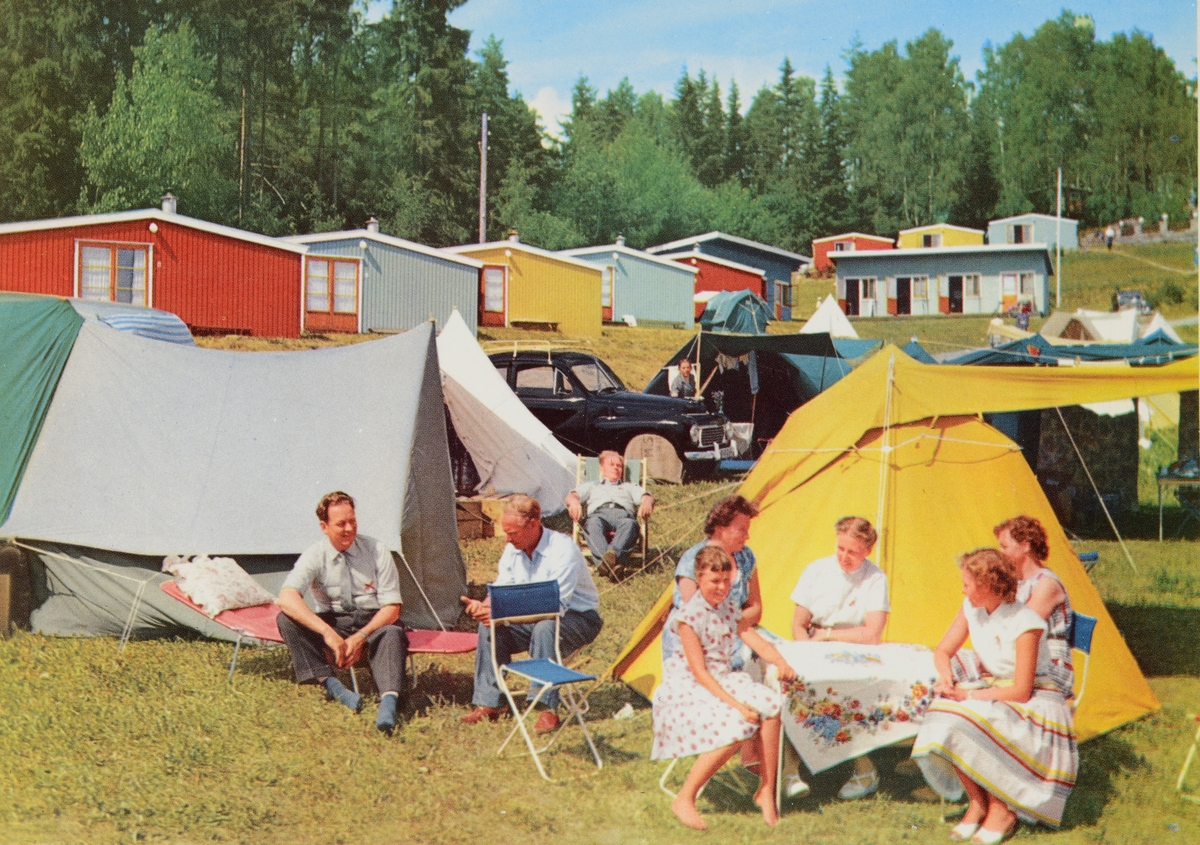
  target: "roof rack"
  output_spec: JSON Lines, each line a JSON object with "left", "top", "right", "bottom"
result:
{"left": 480, "top": 338, "right": 595, "bottom": 359}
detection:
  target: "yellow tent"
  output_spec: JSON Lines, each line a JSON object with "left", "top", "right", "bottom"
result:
{"left": 612, "top": 347, "right": 1199, "bottom": 741}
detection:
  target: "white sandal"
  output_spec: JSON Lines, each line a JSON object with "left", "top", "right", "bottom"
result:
{"left": 837, "top": 766, "right": 878, "bottom": 800}
{"left": 949, "top": 822, "right": 980, "bottom": 840}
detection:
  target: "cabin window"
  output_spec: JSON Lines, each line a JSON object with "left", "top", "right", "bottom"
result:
{"left": 79, "top": 242, "right": 149, "bottom": 305}
{"left": 912, "top": 277, "right": 929, "bottom": 298}
{"left": 860, "top": 278, "right": 876, "bottom": 299}
{"left": 922, "top": 233, "right": 942, "bottom": 248}
{"left": 307, "top": 257, "right": 359, "bottom": 313}
{"left": 483, "top": 267, "right": 505, "bottom": 312}
{"left": 600, "top": 266, "right": 612, "bottom": 308}
{"left": 775, "top": 280, "right": 793, "bottom": 307}
{"left": 1019, "top": 272, "right": 1035, "bottom": 295}
{"left": 834, "top": 241, "right": 854, "bottom": 252}
{"left": 964, "top": 274, "right": 981, "bottom": 296}
{"left": 1009, "top": 224, "right": 1033, "bottom": 244}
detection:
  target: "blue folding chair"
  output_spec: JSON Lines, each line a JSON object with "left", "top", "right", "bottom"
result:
{"left": 488, "top": 580, "right": 602, "bottom": 781}
{"left": 1068, "top": 612, "right": 1098, "bottom": 711}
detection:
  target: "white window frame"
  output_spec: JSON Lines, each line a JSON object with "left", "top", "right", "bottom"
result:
{"left": 964, "top": 273, "right": 981, "bottom": 297}
{"left": 922, "top": 233, "right": 943, "bottom": 248}
{"left": 306, "top": 256, "right": 360, "bottom": 314}
{"left": 483, "top": 266, "right": 506, "bottom": 313}
{"left": 1019, "top": 272, "right": 1035, "bottom": 295}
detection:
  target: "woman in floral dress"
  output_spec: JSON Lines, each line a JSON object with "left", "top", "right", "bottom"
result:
{"left": 652, "top": 545, "right": 795, "bottom": 831}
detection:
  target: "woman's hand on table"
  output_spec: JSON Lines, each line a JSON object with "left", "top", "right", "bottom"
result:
{"left": 932, "top": 677, "right": 958, "bottom": 699}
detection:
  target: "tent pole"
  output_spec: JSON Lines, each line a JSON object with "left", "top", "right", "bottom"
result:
{"left": 875, "top": 353, "right": 896, "bottom": 566}
{"left": 1054, "top": 407, "right": 1138, "bottom": 573}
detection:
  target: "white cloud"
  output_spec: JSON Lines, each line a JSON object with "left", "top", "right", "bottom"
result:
{"left": 529, "top": 86, "right": 573, "bottom": 140}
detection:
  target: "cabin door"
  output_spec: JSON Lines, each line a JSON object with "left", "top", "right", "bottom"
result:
{"left": 948, "top": 276, "right": 964, "bottom": 313}
{"left": 844, "top": 280, "right": 860, "bottom": 316}
{"left": 896, "top": 277, "right": 912, "bottom": 315}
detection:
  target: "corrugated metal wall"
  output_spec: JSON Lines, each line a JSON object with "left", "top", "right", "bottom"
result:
{"left": 305, "top": 239, "right": 478, "bottom": 334}
{"left": 455, "top": 245, "right": 601, "bottom": 337}
{"left": 0, "top": 219, "right": 302, "bottom": 337}
{"left": 571, "top": 252, "right": 693, "bottom": 327}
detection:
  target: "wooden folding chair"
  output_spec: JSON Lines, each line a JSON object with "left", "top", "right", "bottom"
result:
{"left": 488, "top": 580, "right": 602, "bottom": 781}
{"left": 571, "top": 456, "right": 650, "bottom": 566}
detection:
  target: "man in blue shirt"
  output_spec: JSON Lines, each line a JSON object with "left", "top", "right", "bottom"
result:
{"left": 460, "top": 495, "right": 603, "bottom": 732}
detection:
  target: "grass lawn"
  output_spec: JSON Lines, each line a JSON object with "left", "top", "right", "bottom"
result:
{"left": 5, "top": 243, "right": 1195, "bottom": 843}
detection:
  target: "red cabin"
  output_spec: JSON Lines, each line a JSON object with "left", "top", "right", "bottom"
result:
{"left": 811, "top": 232, "right": 894, "bottom": 274}
{"left": 0, "top": 204, "right": 307, "bottom": 337}
{"left": 668, "top": 251, "right": 767, "bottom": 319}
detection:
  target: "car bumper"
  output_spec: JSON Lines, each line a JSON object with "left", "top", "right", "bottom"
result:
{"left": 685, "top": 444, "right": 739, "bottom": 461}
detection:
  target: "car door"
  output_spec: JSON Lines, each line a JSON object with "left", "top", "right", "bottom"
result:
{"left": 512, "top": 362, "right": 589, "bottom": 452}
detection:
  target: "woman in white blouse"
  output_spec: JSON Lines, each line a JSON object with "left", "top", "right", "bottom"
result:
{"left": 788, "top": 516, "right": 890, "bottom": 799}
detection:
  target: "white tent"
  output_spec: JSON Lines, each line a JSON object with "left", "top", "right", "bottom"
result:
{"left": 436, "top": 310, "right": 575, "bottom": 514}
{"left": 3, "top": 320, "right": 465, "bottom": 635}
{"left": 800, "top": 294, "right": 859, "bottom": 338}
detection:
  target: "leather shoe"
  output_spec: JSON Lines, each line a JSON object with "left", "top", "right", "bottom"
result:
{"left": 461, "top": 706, "right": 503, "bottom": 725}
{"left": 534, "top": 710, "right": 561, "bottom": 733}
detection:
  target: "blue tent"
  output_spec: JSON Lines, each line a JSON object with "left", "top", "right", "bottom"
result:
{"left": 699, "top": 291, "right": 773, "bottom": 333}
{"left": 946, "top": 332, "right": 1196, "bottom": 366}
{"left": 646, "top": 332, "right": 880, "bottom": 446}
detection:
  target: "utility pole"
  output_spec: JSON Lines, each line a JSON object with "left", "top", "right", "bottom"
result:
{"left": 478, "top": 112, "right": 488, "bottom": 243}
{"left": 1056, "top": 167, "right": 1062, "bottom": 308}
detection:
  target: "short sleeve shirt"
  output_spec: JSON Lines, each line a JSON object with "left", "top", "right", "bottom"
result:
{"left": 281, "top": 534, "right": 402, "bottom": 613}
{"left": 574, "top": 477, "right": 647, "bottom": 514}
{"left": 789, "top": 554, "right": 889, "bottom": 628}
{"left": 963, "top": 599, "right": 1050, "bottom": 681}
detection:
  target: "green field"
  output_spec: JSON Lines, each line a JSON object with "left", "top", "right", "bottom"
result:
{"left": 2, "top": 243, "right": 1196, "bottom": 844}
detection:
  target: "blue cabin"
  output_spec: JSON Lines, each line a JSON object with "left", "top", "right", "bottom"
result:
{"left": 832, "top": 244, "right": 1054, "bottom": 317}
{"left": 286, "top": 221, "right": 483, "bottom": 334}
{"left": 646, "top": 231, "right": 810, "bottom": 322}
{"left": 987, "top": 213, "right": 1079, "bottom": 251}
{"left": 560, "top": 236, "right": 697, "bottom": 327}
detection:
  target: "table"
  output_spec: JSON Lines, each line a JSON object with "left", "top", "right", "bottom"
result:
{"left": 1158, "top": 475, "right": 1200, "bottom": 541}
{"left": 771, "top": 641, "right": 938, "bottom": 774}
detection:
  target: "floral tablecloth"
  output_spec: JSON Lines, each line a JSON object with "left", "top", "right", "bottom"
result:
{"left": 771, "top": 641, "right": 937, "bottom": 774}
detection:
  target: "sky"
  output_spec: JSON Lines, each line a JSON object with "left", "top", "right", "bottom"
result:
{"left": 368, "top": 0, "right": 1197, "bottom": 139}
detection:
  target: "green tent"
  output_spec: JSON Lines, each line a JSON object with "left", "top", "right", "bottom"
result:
{"left": 0, "top": 294, "right": 82, "bottom": 521}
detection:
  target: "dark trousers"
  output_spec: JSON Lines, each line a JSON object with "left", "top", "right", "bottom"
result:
{"left": 276, "top": 609, "right": 408, "bottom": 695}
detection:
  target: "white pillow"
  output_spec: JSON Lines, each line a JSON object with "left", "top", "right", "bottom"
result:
{"left": 162, "top": 554, "right": 275, "bottom": 618}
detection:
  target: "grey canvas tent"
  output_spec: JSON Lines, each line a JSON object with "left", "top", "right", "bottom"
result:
{"left": 1, "top": 319, "right": 465, "bottom": 639}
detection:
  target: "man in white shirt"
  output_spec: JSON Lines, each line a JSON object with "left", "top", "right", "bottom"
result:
{"left": 276, "top": 491, "right": 408, "bottom": 734}
{"left": 460, "top": 495, "right": 603, "bottom": 732}
{"left": 566, "top": 450, "right": 654, "bottom": 576}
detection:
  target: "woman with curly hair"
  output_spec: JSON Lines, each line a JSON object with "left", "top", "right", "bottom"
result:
{"left": 912, "top": 549, "right": 1077, "bottom": 844}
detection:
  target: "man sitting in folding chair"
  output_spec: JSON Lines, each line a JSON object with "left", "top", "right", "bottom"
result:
{"left": 566, "top": 450, "right": 654, "bottom": 577}
{"left": 460, "top": 495, "right": 603, "bottom": 733}
{"left": 276, "top": 491, "right": 409, "bottom": 734}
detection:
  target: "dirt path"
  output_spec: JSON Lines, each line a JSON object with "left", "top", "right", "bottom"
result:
{"left": 1111, "top": 248, "right": 1195, "bottom": 275}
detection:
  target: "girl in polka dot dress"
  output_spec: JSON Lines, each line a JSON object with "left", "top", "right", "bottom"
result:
{"left": 652, "top": 544, "right": 796, "bottom": 830}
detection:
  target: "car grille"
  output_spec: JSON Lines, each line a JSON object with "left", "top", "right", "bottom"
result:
{"left": 694, "top": 425, "right": 725, "bottom": 448}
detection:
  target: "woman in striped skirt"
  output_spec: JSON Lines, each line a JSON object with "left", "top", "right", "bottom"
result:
{"left": 912, "top": 549, "right": 1077, "bottom": 844}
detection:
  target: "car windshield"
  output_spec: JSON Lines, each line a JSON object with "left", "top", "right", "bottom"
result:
{"left": 571, "top": 359, "right": 624, "bottom": 393}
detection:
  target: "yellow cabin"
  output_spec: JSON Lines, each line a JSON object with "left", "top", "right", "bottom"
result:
{"left": 447, "top": 235, "right": 603, "bottom": 338}
{"left": 896, "top": 223, "right": 985, "bottom": 249}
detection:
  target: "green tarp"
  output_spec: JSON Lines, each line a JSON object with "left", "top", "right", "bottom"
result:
{"left": 0, "top": 294, "right": 82, "bottom": 521}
